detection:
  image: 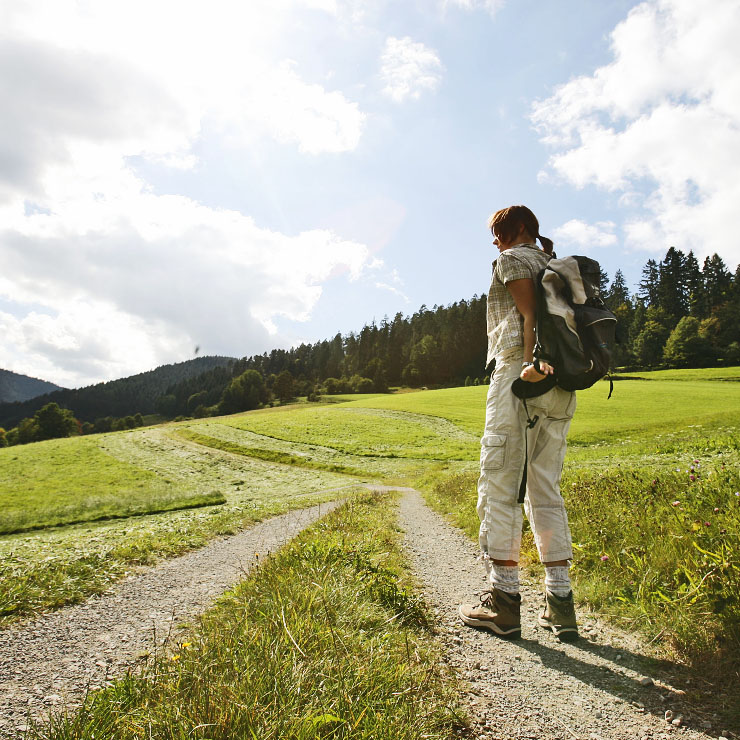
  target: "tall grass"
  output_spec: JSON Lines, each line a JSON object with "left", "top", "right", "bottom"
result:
{"left": 419, "top": 460, "right": 740, "bottom": 675}
{"left": 28, "top": 492, "right": 464, "bottom": 740}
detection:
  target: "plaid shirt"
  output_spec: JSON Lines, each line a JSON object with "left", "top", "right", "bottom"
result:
{"left": 486, "top": 243, "right": 552, "bottom": 364}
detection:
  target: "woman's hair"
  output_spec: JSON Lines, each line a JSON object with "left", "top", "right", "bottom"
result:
{"left": 488, "top": 205, "right": 554, "bottom": 255}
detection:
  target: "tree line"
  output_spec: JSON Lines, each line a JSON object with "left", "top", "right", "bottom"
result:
{"left": 604, "top": 249, "right": 739, "bottom": 367}
{"left": 2, "top": 246, "right": 737, "bottom": 447}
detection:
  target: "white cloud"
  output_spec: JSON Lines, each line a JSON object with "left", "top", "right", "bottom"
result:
{"left": 375, "top": 268, "right": 410, "bottom": 303}
{"left": 0, "top": 0, "right": 374, "bottom": 387}
{"left": 441, "top": 0, "right": 504, "bottom": 17}
{"left": 552, "top": 220, "right": 617, "bottom": 252}
{"left": 380, "top": 36, "right": 444, "bottom": 103}
{"left": 532, "top": 0, "right": 740, "bottom": 266}
{"left": 0, "top": 179, "right": 373, "bottom": 386}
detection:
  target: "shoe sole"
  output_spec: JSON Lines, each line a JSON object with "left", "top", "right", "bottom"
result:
{"left": 459, "top": 606, "right": 521, "bottom": 638}
{"left": 538, "top": 616, "right": 579, "bottom": 642}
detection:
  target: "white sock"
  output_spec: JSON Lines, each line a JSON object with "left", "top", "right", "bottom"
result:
{"left": 490, "top": 564, "right": 519, "bottom": 595}
{"left": 545, "top": 565, "right": 571, "bottom": 597}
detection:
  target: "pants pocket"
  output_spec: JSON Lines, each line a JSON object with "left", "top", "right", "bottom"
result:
{"left": 480, "top": 433, "right": 507, "bottom": 470}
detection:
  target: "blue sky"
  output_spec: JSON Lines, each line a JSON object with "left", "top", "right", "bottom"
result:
{"left": 1, "top": 0, "right": 738, "bottom": 387}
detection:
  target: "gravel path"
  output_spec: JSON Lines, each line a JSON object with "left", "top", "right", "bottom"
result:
{"left": 1, "top": 487, "right": 730, "bottom": 740}
{"left": 0, "top": 500, "right": 341, "bottom": 738}
{"left": 396, "top": 488, "right": 725, "bottom": 740}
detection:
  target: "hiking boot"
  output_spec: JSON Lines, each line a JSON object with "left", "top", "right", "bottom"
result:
{"left": 459, "top": 588, "right": 521, "bottom": 638}
{"left": 538, "top": 590, "right": 578, "bottom": 642}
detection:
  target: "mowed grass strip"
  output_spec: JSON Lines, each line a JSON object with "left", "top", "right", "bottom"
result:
{"left": 174, "top": 427, "right": 368, "bottom": 476}
{"left": 0, "top": 437, "right": 224, "bottom": 535}
{"left": 225, "top": 405, "right": 477, "bottom": 460}
{"left": 29, "top": 492, "right": 464, "bottom": 740}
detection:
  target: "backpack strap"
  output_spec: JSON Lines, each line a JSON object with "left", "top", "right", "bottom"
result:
{"left": 517, "top": 398, "right": 540, "bottom": 504}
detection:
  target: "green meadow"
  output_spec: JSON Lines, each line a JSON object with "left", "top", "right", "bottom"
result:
{"left": 2, "top": 367, "right": 739, "bottom": 701}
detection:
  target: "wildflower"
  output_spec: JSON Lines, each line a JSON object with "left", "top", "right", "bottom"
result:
{"left": 714, "top": 507, "right": 719, "bottom": 513}
{"left": 671, "top": 501, "right": 680, "bottom": 507}
{"left": 651, "top": 479, "right": 657, "bottom": 486}
{"left": 735, "top": 492, "right": 739, "bottom": 497}
{"left": 600, "top": 555, "right": 609, "bottom": 561}
{"left": 689, "top": 475, "right": 696, "bottom": 482}
{"left": 693, "top": 459, "right": 699, "bottom": 465}
{"left": 704, "top": 522, "right": 711, "bottom": 527}
{"left": 171, "top": 654, "right": 180, "bottom": 662}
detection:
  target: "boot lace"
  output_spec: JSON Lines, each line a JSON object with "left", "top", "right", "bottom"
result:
{"left": 479, "top": 590, "right": 498, "bottom": 610}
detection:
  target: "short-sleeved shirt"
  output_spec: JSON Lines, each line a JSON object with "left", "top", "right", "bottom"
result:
{"left": 486, "top": 243, "right": 551, "bottom": 364}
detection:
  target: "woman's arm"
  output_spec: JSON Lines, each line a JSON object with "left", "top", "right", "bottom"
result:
{"left": 506, "top": 278, "right": 554, "bottom": 383}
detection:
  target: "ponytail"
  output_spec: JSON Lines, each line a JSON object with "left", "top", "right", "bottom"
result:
{"left": 537, "top": 234, "right": 554, "bottom": 255}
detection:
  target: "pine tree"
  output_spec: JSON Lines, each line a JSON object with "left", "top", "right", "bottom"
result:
{"left": 606, "top": 270, "right": 631, "bottom": 311}
{"left": 638, "top": 259, "right": 660, "bottom": 306}
{"left": 684, "top": 251, "right": 705, "bottom": 318}
{"left": 657, "top": 247, "right": 687, "bottom": 322}
{"left": 703, "top": 254, "right": 732, "bottom": 310}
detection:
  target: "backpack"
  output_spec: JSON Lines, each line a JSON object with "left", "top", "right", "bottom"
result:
{"left": 533, "top": 255, "right": 617, "bottom": 393}
{"left": 510, "top": 255, "right": 617, "bottom": 505}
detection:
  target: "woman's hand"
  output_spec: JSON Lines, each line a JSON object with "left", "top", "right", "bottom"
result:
{"left": 520, "top": 360, "right": 554, "bottom": 383}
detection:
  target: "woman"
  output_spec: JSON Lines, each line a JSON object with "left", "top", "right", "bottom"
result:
{"left": 458, "top": 205, "right": 578, "bottom": 641}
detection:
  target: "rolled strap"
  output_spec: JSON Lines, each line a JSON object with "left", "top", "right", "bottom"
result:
{"left": 517, "top": 398, "right": 539, "bottom": 504}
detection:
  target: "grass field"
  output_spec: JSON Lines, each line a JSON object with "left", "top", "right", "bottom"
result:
{"left": 0, "top": 426, "right": 368, "bottom": 623}
{"left": 3, "top": 366, "right": 739, "bottom": 700}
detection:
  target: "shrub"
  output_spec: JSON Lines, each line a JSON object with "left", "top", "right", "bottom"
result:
{"left": 219, "top": 370, "right": 269, "bottom": 414}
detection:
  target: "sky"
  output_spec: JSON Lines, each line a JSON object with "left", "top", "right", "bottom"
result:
{"left": 1, "top": 0, "right": 739, "bottom": 388}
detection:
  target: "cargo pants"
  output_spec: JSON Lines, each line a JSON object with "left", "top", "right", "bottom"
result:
{"left": 477, "top": 348, "right": 576, "bottom": 564}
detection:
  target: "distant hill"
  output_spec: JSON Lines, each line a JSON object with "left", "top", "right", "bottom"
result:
{"left": 0, "top": 369, "right": 63, "bottom": 404}
{"left": 0, "top": 356, "right": 237, "bottom": 429}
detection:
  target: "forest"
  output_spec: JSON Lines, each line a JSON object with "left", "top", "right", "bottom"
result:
{"left": 1, "top": 246, "right": 738, "bottom": 446}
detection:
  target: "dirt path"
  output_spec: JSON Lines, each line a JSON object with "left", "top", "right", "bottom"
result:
{"left": 0, "top": 500, "right": 340, "bottom": 738}
{"left": 395, "top": 487, "right": 722, "bottom": 740}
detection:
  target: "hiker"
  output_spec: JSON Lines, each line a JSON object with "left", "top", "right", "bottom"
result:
{"left": 459, "top": 204, "right": 578, "bottom": 641}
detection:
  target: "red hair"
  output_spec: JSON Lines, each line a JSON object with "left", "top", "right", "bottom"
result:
{"left": 488, "top": 205, "right": 553, "bottom": 255}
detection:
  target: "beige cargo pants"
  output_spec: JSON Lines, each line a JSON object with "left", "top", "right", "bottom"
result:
{"left": 477, "top": 348, "right": 576, "bottom": 563}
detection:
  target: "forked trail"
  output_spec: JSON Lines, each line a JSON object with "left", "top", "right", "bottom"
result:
{"left": 0, "top": 488, "right": 722, "bottom": 739}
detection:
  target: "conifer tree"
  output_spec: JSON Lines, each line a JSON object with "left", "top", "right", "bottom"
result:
{"left": 703, "top": 254, "right": 732, "bottom": 309}
{"left": 657, "top": 247, "right": 687, "bottom": 322}
{"left": 684, "top": 251, "right": 705, "bottom": 318}
{"left": 638, "top": 259, "right": 660, "bottom": 306}
{"left": 606, "top": 270, "right": 631, "bottom": 311}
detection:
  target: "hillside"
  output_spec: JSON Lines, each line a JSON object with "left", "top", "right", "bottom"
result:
{"left": 0, "top": 369, "right": 63, "bottom": 404}
{"left": 0, "top": 355, "right": 236, "bottom": 429}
